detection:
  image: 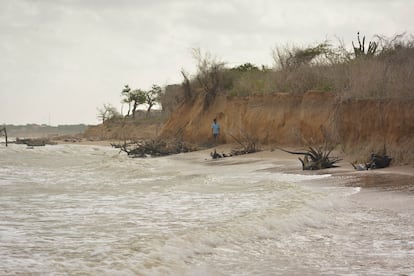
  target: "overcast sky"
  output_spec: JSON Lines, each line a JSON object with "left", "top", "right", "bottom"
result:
{"left": 1, "top": 0, "right": 413, "bottom": 125}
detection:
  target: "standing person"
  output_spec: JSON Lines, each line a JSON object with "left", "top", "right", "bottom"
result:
{"left": 211, "top": 118, "right": 220, "bottom": 142}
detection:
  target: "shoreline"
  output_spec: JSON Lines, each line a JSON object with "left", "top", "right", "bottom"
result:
{"left": 190, "top": 144, "right": 414, "bottom": 214}
{"left": 56, "top": 139, "right": 414, "bottom": 184}
{"left": 53, "top": 139, "right": 414, "bottom": 212}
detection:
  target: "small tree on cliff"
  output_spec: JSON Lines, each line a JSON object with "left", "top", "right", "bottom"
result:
{"left": 97, "top": 103, "right": 119, "bottom": 123}
{"left": 121, "top": 85, "right": 146, "bottom": 118}
{"left": 130, "top": 89, "right": 146, "bottom": 118}
{"left": 145, "top": 84, "right": 162, "bottom": 117}
{"left": 121, "top": 85, "right": 132, "bottom": 116}
{"left": 192, "top": 48, "right": 229, "bottom": 108}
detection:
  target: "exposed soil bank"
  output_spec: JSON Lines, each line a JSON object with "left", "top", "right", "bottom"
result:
{"left": 160, "top": 92, "right": 414, "bottom": 164}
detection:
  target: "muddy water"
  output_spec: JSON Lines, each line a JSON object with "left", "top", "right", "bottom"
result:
{"left": 0, "top": 144, "right": 413, "bottom": 275}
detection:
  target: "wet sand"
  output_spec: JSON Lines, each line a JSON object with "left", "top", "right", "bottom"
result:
{"left": 57, "top": 140, "right": 414, "bottom": 213}
{"left": 202, "top": 144, "right": 414, "bottom": 214}
{"left": 62, "top": 140, "right": 414, "bottom": 192}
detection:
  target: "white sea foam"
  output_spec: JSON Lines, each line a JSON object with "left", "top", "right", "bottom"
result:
{"left": 0, "top": 144, "right": 413, "bottom": 275}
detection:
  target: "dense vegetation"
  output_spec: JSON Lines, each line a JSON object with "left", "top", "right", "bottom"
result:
{"left": 160, "top": 33, "right": 414, "bottom": 114}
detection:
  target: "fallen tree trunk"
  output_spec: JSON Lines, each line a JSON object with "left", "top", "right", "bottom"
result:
{"left": 227, "top": 130, "right": 259, "bottom": 155}
{"left": 277, "top": 146, "right": 342, "bottom": 170}
{"left": 112, "top": 139, "right": 197, "bottom": 158}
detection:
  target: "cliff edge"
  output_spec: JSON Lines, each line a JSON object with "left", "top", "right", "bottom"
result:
{"left": 160, "top": 91, "right": 414, "bottom": 164}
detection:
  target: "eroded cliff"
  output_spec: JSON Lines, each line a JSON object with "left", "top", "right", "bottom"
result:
{"left": 160, "top": 92, "right": 414, "bottom": 164}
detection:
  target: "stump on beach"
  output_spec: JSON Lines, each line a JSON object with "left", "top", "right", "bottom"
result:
{"left": 277, "top": 146, "right": 342, "bottom": 170}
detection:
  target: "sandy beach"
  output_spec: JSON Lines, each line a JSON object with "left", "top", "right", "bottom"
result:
{"left": 58, "top": 139, "right": 414, "bottom": 193}
{"left": 176, "top": 143, "right": 414, "bottom": 215}
{"left": 53, "top": 138, "right": 414, "bottom": 214}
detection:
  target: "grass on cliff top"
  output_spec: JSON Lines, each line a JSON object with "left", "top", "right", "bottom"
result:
{"left": 162, "top": 33, "right": 414, "bottom": 108}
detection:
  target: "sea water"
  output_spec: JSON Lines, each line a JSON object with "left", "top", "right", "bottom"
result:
{"left": 0, "top": 144, "right": 413, "bottom": 275}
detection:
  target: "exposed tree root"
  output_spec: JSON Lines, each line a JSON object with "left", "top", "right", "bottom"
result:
{"left": 277, "top": 146, "right": 342, "bottom": 170}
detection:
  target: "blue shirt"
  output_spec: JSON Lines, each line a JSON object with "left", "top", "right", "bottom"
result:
{"left": 212, "top": 122, "right": 220, "bottom": 134}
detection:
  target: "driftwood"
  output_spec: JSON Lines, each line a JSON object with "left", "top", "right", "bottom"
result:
{"left": 209, "top": 129, "right": 260, "bottom": 160}
{"left": 351, "top": 153, "right": 392, "bottom": 170}
{"left": 112, "top": 139, "right": 197, "bottom": 158}
{"left": 227, "top": 130, "right": 259, "bottom": 155}
{"left": 209, "top": 148, "right": 254, "bottom": 160}
{"left": 210, "top": 138, "right": 259, "bottom": 160}
{"left": 277, "top": 146, "right": 342, "bottom": 170}
{"left": 210, "top": 149, "right": 232, "bottom": 159}
{"left": 210, "top": 149, "right": 222, "bottom": 159}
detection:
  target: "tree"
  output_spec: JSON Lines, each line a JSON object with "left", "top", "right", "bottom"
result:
{"left": 192, "top": 48, "right": 227, "bottom": 108}
{"left": 145, "top": 84, "right": 161, "bottom": 116}
{"left": 97, "top": 103, "right": 119, "bottom": 123}
{"left": 121, "top": 85, "right": 146, "bottom": 118}
{"left": 130, "top": 89, "right": 146, "bottom": 118}
{"left": 121, "top": 85, "right": 132, "bottom": 117}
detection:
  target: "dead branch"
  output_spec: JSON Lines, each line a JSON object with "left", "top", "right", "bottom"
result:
{"left": 228, "top": 130, "right": 259, "bottom": 155}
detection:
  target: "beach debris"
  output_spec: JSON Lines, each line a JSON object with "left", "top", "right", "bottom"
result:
{"left": 230, "top": 147, "right": 255, "bottom": 156}
{"left": 368, "top": 153, "right": 392, "bottom": 169}
{"left": 210, "top": 147, "right": 260, "bottom": 160}
{"left": 208, "top": 129, "right": 259, "bottom": 160}
{"left": 227, "top": 130, "right": 259, "bottom": 155}
{"left": 112, "top": 139, "right": 197, "bottom": 158}
{"left": 210, "top": 149, "right": 232, "bottom": 159}
{"left": 277, "top": 146, "right": 342, "bottom": 170}
{"left": 210, "top": 149, "right": 223, "bottom": 159}
{"left": 15, "top": 137, "right": 57, "bottom": 147}
{"left": 351, "top": 153, "right": 392, "bottom": 170}
{"left": 351, "top": 163, "right": 368, "bottom": 171}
